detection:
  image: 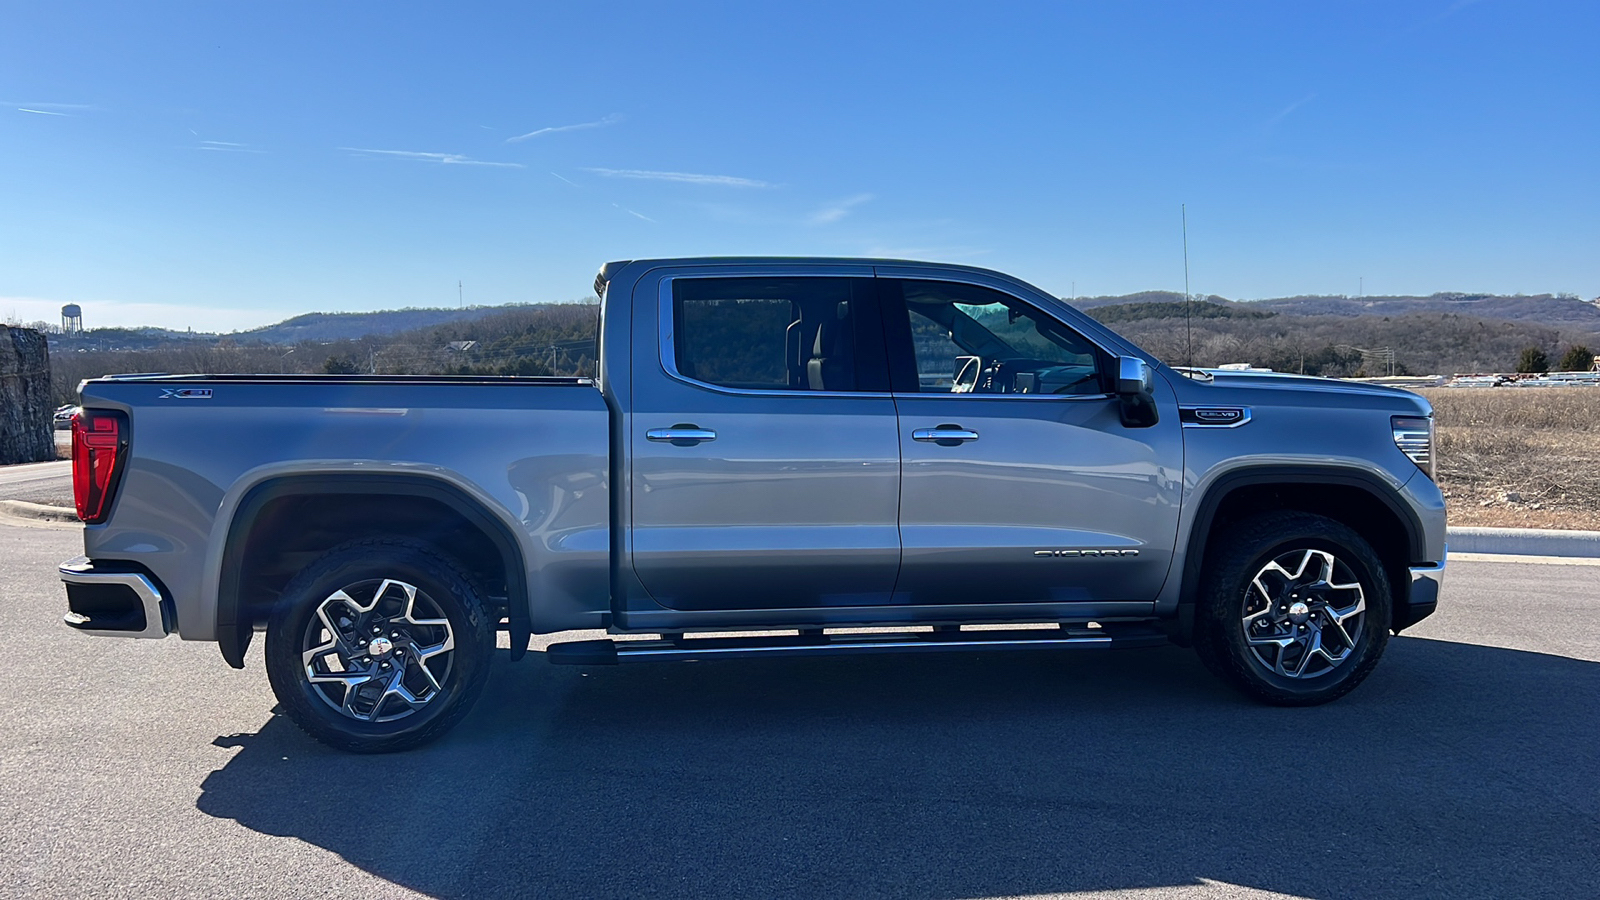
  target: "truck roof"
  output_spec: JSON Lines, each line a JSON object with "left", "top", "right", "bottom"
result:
{"left": 594, "top": 256, "right": 1022, "bottom": 299}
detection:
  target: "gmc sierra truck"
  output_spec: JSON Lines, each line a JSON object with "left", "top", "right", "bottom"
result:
{"left": 59, "top": 258, "right": 1446, "bottom": 752}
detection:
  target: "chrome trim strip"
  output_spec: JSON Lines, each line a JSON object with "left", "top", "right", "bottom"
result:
{"left": 59, "top": 561, "right": 170, "bottom": 639}
{"left": 646, "top": 427, "right": 717, "bottom": 443}
{"left": 614, "top": 634, "right": 1114, "bottom": 659}
{"left": 1410, "top": 554, "right": 1447, "bottom": 587}
{"left": 912, "top": 428, "right": 979, "bottom": 442}
{"left": 1180, "top": 407, "right": 1253, "bottom": 428}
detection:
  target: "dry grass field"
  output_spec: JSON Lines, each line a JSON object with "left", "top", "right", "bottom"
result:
{"left": 1419, "top": 387, "right": 1600, "bottom": 530}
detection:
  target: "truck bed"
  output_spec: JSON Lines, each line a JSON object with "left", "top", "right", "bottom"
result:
{"left": 77, "top": 374, "right": 612, "bottom": 642}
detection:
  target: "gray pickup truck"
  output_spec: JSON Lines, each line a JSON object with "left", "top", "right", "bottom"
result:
{"left": 59, "top": 258, "right": 1446, "bottom": 752}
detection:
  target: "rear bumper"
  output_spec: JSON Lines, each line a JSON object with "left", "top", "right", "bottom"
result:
{"left": 1396, "top": 548, "right": 1445, "bottom": 632}
{"left": 59, "top": 557, "right": 172, "bottom": 639}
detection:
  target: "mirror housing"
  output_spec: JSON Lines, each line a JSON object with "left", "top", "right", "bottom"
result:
{"left": 1114, "top": 356, "right": 1159, "bottom": 428}
{"left": 1116, "top": 356, "right": 1154, "bottom": 397}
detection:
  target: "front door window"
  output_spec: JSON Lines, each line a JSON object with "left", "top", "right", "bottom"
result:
{"left": 896, "top": 279, "right": 1105, "bottom": 395}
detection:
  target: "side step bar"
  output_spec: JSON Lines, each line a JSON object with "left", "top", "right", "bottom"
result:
{"left": 546, "top": 624, "right": 1169, "bottom": 666}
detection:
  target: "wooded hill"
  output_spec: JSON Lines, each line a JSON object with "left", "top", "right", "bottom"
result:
{"left": 1073, "top": 292, "right": 1600, "bottom": 377}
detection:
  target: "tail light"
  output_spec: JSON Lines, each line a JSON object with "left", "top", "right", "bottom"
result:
{"left": 71, "top": 409, "right": 128, "bottom": 523}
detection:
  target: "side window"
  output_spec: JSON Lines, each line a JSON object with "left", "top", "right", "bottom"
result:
{"left": 671, "top": 277, "right": 885, "bottom": 392}
{"left": 892, "top": 280, "right": 1104, "bottom": 395}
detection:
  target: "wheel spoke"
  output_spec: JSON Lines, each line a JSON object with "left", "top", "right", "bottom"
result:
{"left": 1240, "top": 546, "right": 1366, "bottom": 680}
{"left": 300, "top": 576, "right": 457, "bottom": 723}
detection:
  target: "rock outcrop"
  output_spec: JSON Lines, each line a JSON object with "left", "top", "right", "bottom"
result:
{"left": 0, "top": 326, "right": 55, "bottom": 465}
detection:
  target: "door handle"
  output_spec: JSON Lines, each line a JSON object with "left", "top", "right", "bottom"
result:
{"left": 912, "top": 425, "right": 979, "bottom": 444}
{"left": 647, "top": 425, "right": 717, "bottom": 445}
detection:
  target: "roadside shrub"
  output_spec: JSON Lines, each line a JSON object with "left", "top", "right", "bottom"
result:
{"left": 1517, "top": 346, "right": 1550, "bottom": 373}
{"left": 1558, "top": 345, "right": 1595, "bottom": 372}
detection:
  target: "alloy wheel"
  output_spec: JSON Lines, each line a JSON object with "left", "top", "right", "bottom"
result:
{"left": 1240, "top": 548, "right": 1367, "bottom": 679}
{"left": 299, "top": 578, "right": 456, "bottom": 722}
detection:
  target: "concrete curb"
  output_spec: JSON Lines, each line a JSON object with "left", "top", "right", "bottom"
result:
{"left": 0, "top": 500, "right": 78, "bottom": 524}
{"left": 1447, "top": 526, "right": 1600, "bottom": 559}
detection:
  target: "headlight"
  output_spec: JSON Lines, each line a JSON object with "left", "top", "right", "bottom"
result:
{"left": 1391, "top": 415, "right": 1434, "bottom": 480}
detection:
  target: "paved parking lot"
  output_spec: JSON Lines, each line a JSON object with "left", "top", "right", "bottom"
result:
{"left": 2, "top": 518, "right": 1596, "bottom": 899}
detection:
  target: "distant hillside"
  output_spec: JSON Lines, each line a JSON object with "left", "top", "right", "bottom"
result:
{"left": 1069, "top": 291, "right": 1189, "bottom": 310}
{"left": 1086, "top": 300, "right": 1274, "bottom": 324}
{"left": 1066, "top": 290, "right": 1600, "bottom": 376}
{"left": 241, "top": 305, "right": 546, "bottom": 343}
{"left": 1072, "top": 290, "right": 1600, "bottom": 328}
{"left": 1250, "top": 293, "right": 1600, "bottom": 327}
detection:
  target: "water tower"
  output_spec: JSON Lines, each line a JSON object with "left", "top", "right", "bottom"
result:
{"left": 61, "top": 304, "right": 83, "bottom": 335}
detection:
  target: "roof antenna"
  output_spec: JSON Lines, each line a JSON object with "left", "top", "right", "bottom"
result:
{"left": 1182, "top": 204, "right": 1192, "bottom": 367}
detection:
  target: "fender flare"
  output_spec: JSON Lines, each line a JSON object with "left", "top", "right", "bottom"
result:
{"left": 1175, "top": 465, "right": 1426, "bottom": 637}
{"left": 216, "top": 474, "right": 531, "bottom": 669}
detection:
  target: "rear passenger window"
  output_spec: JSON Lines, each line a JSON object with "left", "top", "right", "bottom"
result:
{"left": 671, "top": 277, "right": 884, "bottom": 392}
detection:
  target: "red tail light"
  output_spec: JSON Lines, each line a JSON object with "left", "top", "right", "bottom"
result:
{"left": 71, "top": 409, "right": 128, "bottom": 523}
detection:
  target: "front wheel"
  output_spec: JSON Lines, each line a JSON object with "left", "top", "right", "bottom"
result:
{"left": 1193, "top": 512, "right": 1391, "bottom": 706}
{"left": 265, "top": 540, "right": 495, "bottom": 752}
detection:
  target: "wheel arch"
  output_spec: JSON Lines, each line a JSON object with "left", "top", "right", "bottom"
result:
{"left": 1176, "top": 466, "right": 1425, "bottom": 641}
{"left": 216, "top": 474, "right": 530, "bottom": 669}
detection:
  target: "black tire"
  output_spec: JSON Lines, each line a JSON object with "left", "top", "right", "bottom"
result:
{"left": 1192, "top": 512, "right": 1391, "bottom": 706}
{"left": 265, "top": 540, "right": 495, "bottom": 753}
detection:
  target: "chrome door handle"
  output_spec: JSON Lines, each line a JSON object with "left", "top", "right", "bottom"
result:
{"left": 912, "top": 426, "right": 979, "bottom": 443}
{"left": 647, "top": 426, "right": 717, "bottom": 444}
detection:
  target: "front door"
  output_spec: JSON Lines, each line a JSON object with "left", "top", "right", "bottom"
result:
{"left": 628, "top": 266, "right": 903, "bottom": 611}
{"left": 877, "top": 273, "right": 1184, "bottom": 607}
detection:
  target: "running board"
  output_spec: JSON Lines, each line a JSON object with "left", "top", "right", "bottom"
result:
{"left": 545, "top": 624, "right": 1169, "bottom": 666}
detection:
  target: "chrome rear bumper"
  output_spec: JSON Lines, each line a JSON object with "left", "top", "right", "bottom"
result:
{"left": 59, "top": 556, "right": 171, "bottom": 639}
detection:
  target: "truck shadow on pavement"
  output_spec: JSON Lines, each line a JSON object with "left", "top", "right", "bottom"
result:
{"left": 198, "top": 637, "right": 1600, "bottom": 899}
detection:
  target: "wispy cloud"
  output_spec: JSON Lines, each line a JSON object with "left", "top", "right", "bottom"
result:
{"left": 583, "top": 167, "right": 771, "bottom": 188}
{"left": 1264, "top": 94, "right": 1317, "bottom": 128}
{"left": 507, "top": 114, "right": 621, "bottom": 143}
{"left": 809, "top": 193, "right": 874, "bottom": 225}
{"left": 612, "top": 203, "right": 656, "bottom": 223}
{"left": 197, "top": 140, "right": 267, "bottom": 154}
{"left": 339, "top": 147, "right": 524, "bottom": 168}
{"left": 8, "top": 101, "right": 96, "bottom": 116}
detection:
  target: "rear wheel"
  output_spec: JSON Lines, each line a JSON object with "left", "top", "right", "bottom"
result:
{"left": 1193, "top": 512, "right": 1391, "bottom": 706}
{"left": 265, "top": 540, "right": 494, "bottom": 752}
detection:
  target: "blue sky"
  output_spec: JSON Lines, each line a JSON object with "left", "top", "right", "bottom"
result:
{"left": 3, "top": 1, "right": 1596, "bottom": 332}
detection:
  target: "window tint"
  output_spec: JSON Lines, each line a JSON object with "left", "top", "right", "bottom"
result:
{"left": 672, "top": 277, "right": 882, "bottom": 392}
{"left": 893, "top": 280, "right": 1103, "bottom": 395}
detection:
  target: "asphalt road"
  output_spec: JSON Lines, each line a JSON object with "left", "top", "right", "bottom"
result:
{"left": 2, "top": 520, "right": 1596, "bottom": 900}
{"left": 0, "top": 460, "right": 72, "bottom": 507}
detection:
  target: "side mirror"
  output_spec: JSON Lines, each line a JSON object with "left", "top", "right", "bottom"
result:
{"left": 1115, "top": 356, "right": 1159, "bottom": 428}
{"left": 1116, "top": 356, "right": 1154, "bottom": 397}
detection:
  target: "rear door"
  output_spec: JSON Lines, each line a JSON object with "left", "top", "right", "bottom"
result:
{"left": 628, "top": 265, "right": 903, "bottom": 611}
{"left": 878, "top": 270, "right": 1183, "bottom": 607}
